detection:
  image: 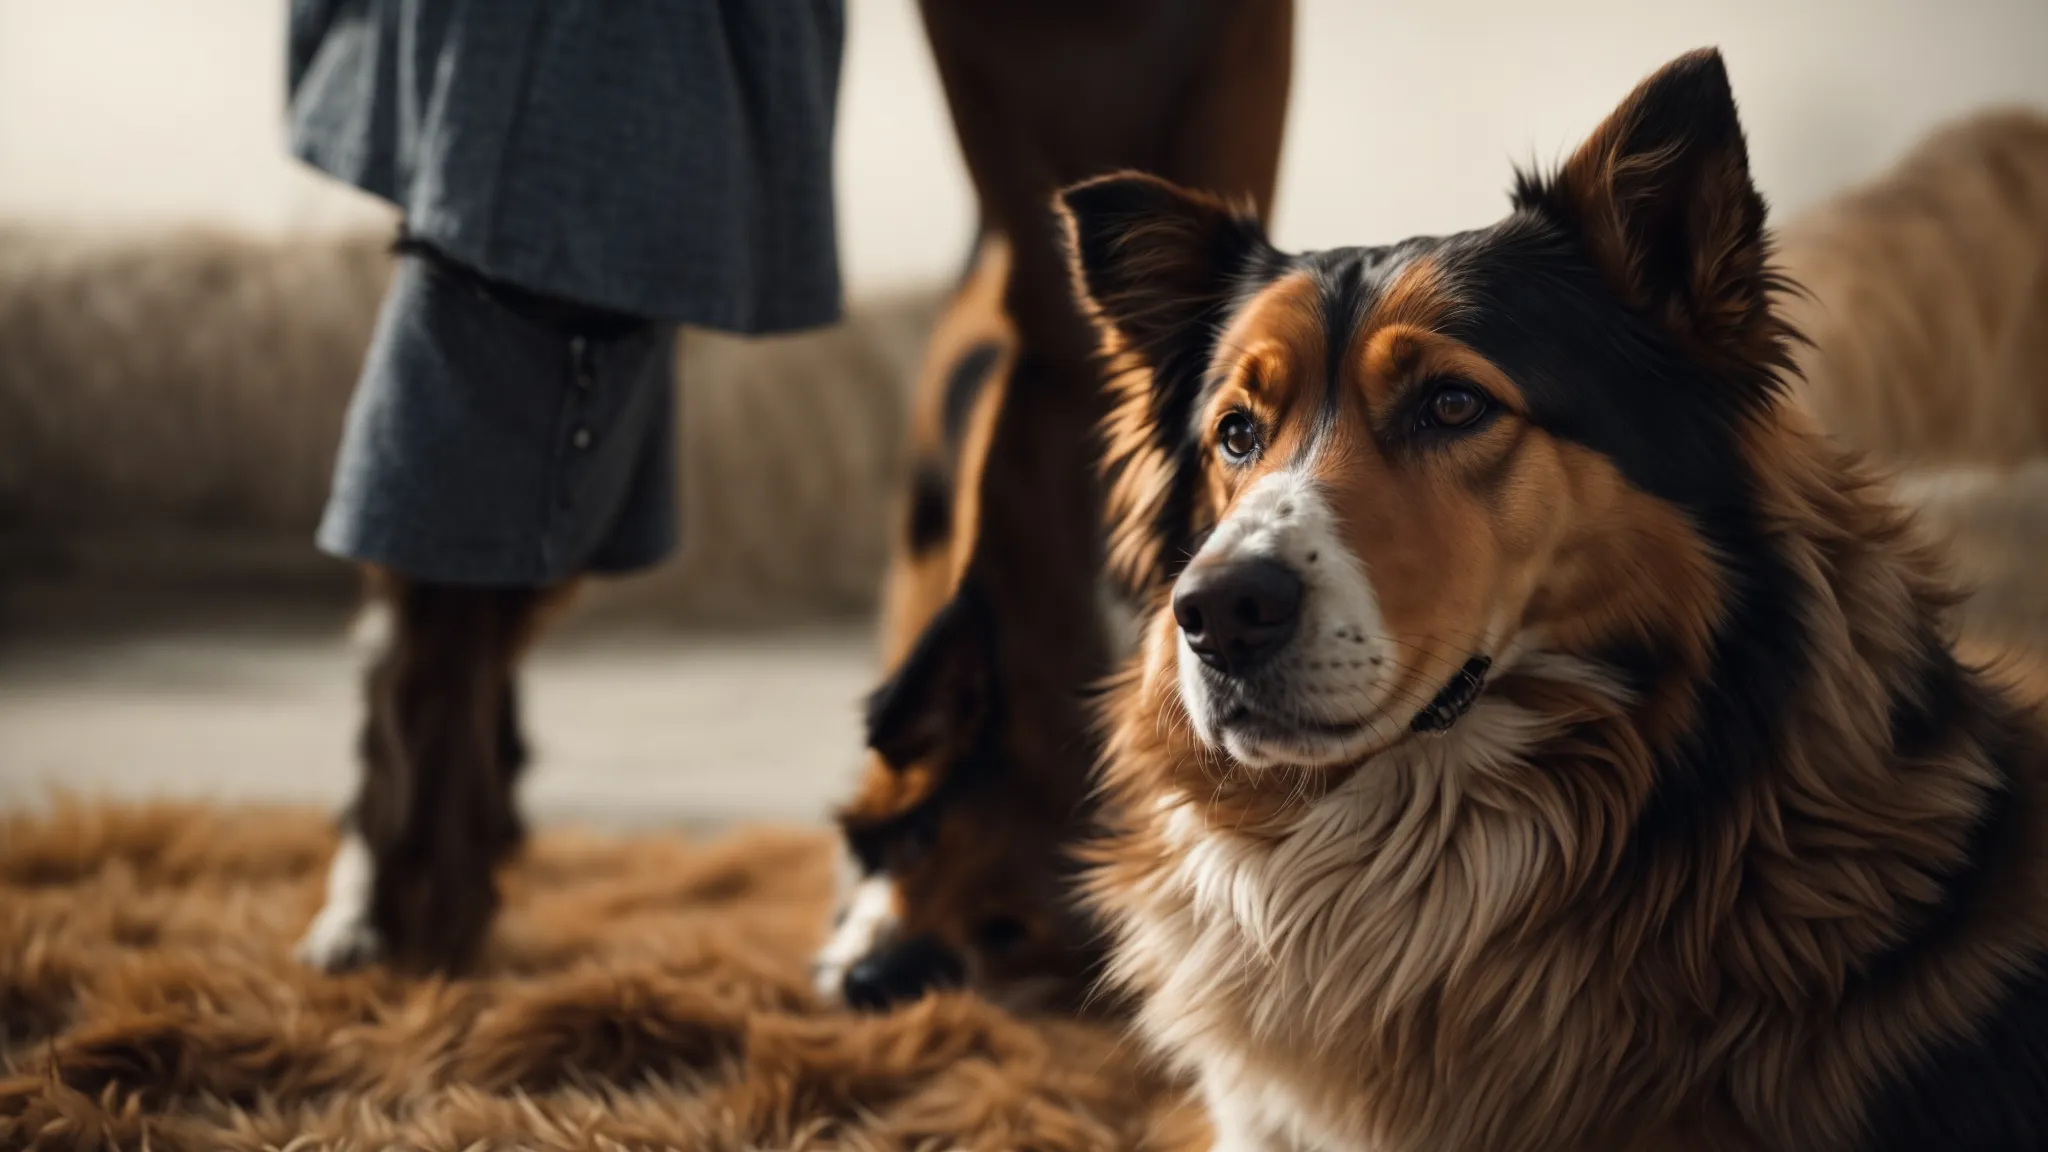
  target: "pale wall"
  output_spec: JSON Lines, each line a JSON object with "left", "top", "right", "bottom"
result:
{"left": 1, "top": 0, "right": 2044, "bottom": 296}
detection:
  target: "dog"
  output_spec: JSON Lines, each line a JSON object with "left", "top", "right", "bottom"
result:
{"left": 812, "top": 234, "right": 1113, "bottom": 1011}
{"left": 1060, "top": 48, "right": 2048, "bottom": 1152}
{"left": 813, "top": 0, "right": 1294, "bottom": 1013}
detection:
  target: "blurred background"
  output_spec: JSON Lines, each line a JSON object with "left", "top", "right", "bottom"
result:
{"left": 3, "top": 0, "right": 2046, "bottom": 827}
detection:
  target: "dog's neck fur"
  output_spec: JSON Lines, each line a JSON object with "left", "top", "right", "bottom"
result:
{"left": 1091, "top": 416, "right": 2042, "bottom": 1152}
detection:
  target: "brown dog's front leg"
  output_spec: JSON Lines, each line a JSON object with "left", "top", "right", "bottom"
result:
{"left": 299, "top": 571, "right": 565, "bottom": 975}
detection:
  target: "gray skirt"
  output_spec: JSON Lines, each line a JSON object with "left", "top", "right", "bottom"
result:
{"left": 289, "top": 0, "right": 845, "bottom": 329}
{"left": 317, "top": 254, "right": 677, "bottom": 586}
{"left": 293, "top": 0, "right": 846, "bottom": 583}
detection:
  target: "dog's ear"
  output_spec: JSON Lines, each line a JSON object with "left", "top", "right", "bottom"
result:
{"left": 1514, "top": 49, "right": 1785, "bottom": 371}
{"left": 864, "top": 575, "right": 994, "bottom": 773}
{"left": 1057, "top": 172, "right": 1271, "bottom": 376}
{"left": 1057, "top": 174, "right": 1278, "bottom": 592}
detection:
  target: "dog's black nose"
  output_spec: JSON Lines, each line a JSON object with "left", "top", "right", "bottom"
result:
{"left": 1173, "top": 559, "right": 1304, "bottom": 675}
{"left": 842, "top": 934, "right": 965, "bottom": 1011}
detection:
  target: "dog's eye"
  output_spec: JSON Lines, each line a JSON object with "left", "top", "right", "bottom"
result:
{"left": 1420, "top": 382, "right": 1491, "bottom": 432}
{"left": 1217, "top": 412, "right": 1260, "bottom": 461}
{"left": 973, "top": 915, "right": 1030, "bottom": 954}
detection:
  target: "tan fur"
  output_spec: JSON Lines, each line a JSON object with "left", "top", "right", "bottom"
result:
{"left": 0, "top": 800, "right": 1201, "bottom": 1152}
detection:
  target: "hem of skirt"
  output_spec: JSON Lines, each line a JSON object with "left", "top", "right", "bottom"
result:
{"left": 289, "top": 145, "right": 404, "bottom": 216}
{"left": 288, "top": 150, "right": 845, "bottom": 335}
{"left": 407, "top": 207, "right": 845, "bottom": 334}
{"left": 316, "top": 518, "right": 673, "bottom": 588}
{"left": 583, "top": 531, "right": 680, "bottom": 578}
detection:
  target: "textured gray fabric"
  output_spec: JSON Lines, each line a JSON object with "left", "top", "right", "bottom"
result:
{"left": 316, "top": 255, "right": 678, "bottom": 585}
{"left": 288, "top": 0, "right": 845, "bottom": 331}
{"left": 294, "top": 0, "right": 847, "bottom": 583}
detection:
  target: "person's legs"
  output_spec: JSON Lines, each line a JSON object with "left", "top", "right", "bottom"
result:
{"left": 298, "top": 246, "right": 677, "bottom": 974}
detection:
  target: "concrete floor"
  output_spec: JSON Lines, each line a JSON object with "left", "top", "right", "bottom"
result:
{"left": 0, "top": 609, "right": 877, "bottom": 832}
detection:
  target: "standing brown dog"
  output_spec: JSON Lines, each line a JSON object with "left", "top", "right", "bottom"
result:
{"left": 814, "top": 0, "right": 1295, "bottom": 1012}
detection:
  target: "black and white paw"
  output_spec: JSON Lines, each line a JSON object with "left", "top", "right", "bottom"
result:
{"left": 296, "top": 833, "right": 383, "bottom": 972}
{"left": 296, "top": 903, "right": 384, "bottom": 971}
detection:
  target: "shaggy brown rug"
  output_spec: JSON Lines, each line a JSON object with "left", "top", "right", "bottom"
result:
{"left": 0, "top": 803, "right": 1195, "bottom": 1151}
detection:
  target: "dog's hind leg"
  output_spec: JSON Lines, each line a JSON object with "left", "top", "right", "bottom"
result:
{"left": 298, "top": 572, "right": 568, "bottom": 975}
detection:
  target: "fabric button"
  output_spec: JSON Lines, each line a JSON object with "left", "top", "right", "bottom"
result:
{"left": 572, "top": 427, "right": 593, "bottom": 450}
{"left": 570, "top": 335, "right": 594, "bottom": 390}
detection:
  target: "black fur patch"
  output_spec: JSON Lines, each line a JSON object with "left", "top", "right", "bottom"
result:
{"left": 864, "top": 575, "right": 994, "bottom": 774}
{"left": 1614, "top": 510, "right": 1809, "bottom": 867}
{"left": 1860, "top": 680, "right": 2048, "bottom": 1150}
{"left": 1443, "top": 218, "right": 1775, "bottom": 511}
{"left": 1889, "top": 631, "right": 1969, "bottom": 763}
{"left": 906, "top": 462, "right": 953, "bottom": 553}
{"left": 846, "top": 808, "right": 939, "bottom": 877}
{"left": 847, "top": 574, "right": 1008, "bottom": 874}
{"left": 941, "top": 341, "right": 1004, "bottom": 449}
{"left": 1307, "top": 247, "right": 1373, "bottom": 438}
{"left": 1866, "top": 962, "right": 2048, "bottom": 1152}
{"left": 1301, "top": 238, "right": 1447, "bottom": 444}
{"left": 903, "top": 340, "right": 1005, "bottom": 556}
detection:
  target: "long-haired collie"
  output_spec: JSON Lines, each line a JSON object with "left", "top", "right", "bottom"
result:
{"left": 1059, "top": 49, "right": 2048, "bottom": 1152}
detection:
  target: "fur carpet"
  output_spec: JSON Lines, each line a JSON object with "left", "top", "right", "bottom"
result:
{"left": 0, "top": 803, "right": 1194, "bottom": 1152}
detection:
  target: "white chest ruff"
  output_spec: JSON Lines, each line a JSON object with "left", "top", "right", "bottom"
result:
{"left": 1114, "top": 684, "right": 1588, "bottom": 1151}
